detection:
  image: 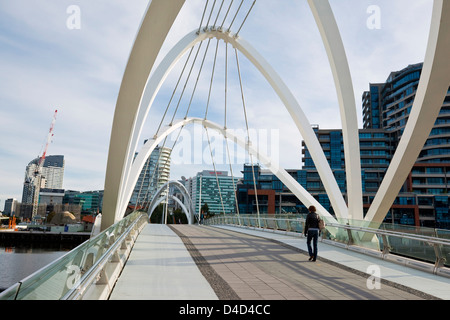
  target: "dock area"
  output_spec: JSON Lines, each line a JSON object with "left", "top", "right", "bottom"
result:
{"left": 0, "top": 230, "right": 90, "bottom": 246}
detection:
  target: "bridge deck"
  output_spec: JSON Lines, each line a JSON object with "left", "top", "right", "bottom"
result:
{"left": 109, "top": 224, "right": 450, "bottom": 300}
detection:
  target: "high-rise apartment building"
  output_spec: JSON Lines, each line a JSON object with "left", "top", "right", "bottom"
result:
{"left": 361, "top": 63, "right": 450, "bottom": 228}
{"left": 21, "top": 155, "right": 65, "bottom": 205}
{"left": 301, "top": 63, "right": 450, "bottom": 228}
{"left": 237, "top": 63, "right": 450, "bottom": 229}
{"left": 237, "top": 164, "right": 303, "bottom": 214}
{"left": 190, "top": 170, "right": 240, "bottom": 215}
{"left": 3, "top": 198, "right": 17, "bottom": 216}
{"left": 130, "top": 144, "right": 171, "bottom": 206}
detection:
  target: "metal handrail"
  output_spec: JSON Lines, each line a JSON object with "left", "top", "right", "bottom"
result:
{"left": 324, "top": 222, "right": 450, "bottom": 247}
{"left": 209, "top": 215, "right": 450, "bottom": 245}
{"left": 61, "top": 213, "right": 146, "bottom": 300}
{"left": 0, "top": 211, "right": 147, "bottom": 300}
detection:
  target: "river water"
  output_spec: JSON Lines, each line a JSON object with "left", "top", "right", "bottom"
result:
{"left": 0, "top": 245, "right": 69, "bottom": 292}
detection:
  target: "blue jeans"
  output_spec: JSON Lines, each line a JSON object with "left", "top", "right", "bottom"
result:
{"left": 307, "top": 229, "right": 319, "bottom": 260}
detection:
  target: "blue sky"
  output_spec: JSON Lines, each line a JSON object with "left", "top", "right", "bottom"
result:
{"left": 0, "top": 0, "right": 432, "bottom": 209}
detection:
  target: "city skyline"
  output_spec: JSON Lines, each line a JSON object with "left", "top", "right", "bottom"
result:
{"left": 0, "top": 1, "right": 433, "bottom": 208}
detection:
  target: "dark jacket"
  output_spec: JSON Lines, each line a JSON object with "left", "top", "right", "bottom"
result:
{"left": 304, "top": 212, "right": 320, "bottom": 235}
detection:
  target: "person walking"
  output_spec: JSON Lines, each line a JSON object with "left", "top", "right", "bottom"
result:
{"left": 304, "top": 205, "right": 320, "bottom": 261}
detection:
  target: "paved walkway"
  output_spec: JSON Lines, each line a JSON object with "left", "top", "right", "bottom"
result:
{"left": 109, "top": 224, "right": 217, "bottom": 300}
{"left": 109, "top": 224, "right": 450, "bottom": 300}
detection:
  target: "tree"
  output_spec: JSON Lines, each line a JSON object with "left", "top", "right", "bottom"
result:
{"left": 171, "top": 208, "right": 188, "bottom": 224}
{"left": 149, "top": 204, "right": 164, "bottom": 224}
{"left": 201, "top": 203, "right": 210, "bottom": 215}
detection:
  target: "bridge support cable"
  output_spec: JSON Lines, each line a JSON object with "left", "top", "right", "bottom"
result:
{"left": 205, "top": 0, "right": 219, "bottom": 30}
{"left": 234, "top": 47, "right": 261, "bottom": 226}
{"left": 235, "top": 0, "right": 256, "bottom": 37}
{"left": 171, "top": 42, "right": 205, "bottom": 124}
{"left": 154, "top": 46, "right": 196, "bottom": 138}
{"left": 185, "top": 39, "right": 213, "bottom": 117}
{"left": 223, "top": 42, "right": 241, "bottom": 223}
{"left": 140, "top": 40, "right": 216, "bottom": 215}
{"left": 131, "top": 37, "right": 201, "bottom": 212}
{"left": 202, "top": 35, "right": 227, "bottom": 217}
{"left": 205, "top": 127, "right": 227, "bottom": 215}
{"left": 138, "top": 39, "right": 210, "bottom": 214}
{"left": 198, "top": 0, "right": 210, "bottom": 34}
{"left": 110, "top": 1, "right": 351, "bottom": 227}
{"left": 227, "top": 0, "right": 244, "bottom": 32}
{"left": 213, "top": 0, "right": 227, "bottom": 29}
{"left": 204, "top": 39, "right": 220, "bottom": 120}
{"left": 220, "top": 0, "right": 234, "bottom": 31}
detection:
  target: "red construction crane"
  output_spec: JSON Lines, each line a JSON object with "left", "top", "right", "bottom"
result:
{"left": 32, "top": 109, "right": 58, "bottom": 216}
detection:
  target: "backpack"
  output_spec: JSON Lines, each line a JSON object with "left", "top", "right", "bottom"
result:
{"left": 317, "top": 214, "right": 325, "bottom": 231}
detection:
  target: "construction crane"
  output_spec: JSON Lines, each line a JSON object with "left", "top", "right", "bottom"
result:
{"left": 31, "top": 109, "right": 58, "bottom": 217}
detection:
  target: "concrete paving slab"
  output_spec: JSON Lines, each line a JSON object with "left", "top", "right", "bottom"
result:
{"left": 109, "top": 223, "right": 450, "bottom": 300}
{"left": 216, "top": 225, "right": 450, "bottom": 300}
{"left": 109, "top": 224, "right": 217, "bottom": 300}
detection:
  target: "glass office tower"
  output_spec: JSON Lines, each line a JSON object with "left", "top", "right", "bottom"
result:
{"left": 191, "top": 170, "right": 240, "bottom": 215}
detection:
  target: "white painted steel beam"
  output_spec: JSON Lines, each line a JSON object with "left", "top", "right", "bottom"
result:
{"left": 117, "top": 29, "right": 348, "bottom": 225}
{"left": 102, "top": 0, "right": 186, "bottom": 230}
{"left": 104, "top": 1, "right": 448, "bottom": 230}
{"left": 122, "top": 117, "right": 339, "bottom": 224}
{"left": 308, "top": 0, "right": 363, "bottom": 220}
{"left": 146, "top": 180, "right": 195, "bottom": 225}
{"left": 365, "top": 0, "right": 450, "bottom": 224}
{"left": 148, "top": 194, "right": 193, "bottom": 225}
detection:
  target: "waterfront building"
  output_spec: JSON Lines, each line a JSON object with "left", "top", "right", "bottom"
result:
{"left": 3, "top": 198, "right": 17, "bottom": 217}
{"left": 63, "top": 190, "right": 103, "bottom": 214}
{"left": 237, "top": 164, "right": 304, "bottom": 214}
{"left": 190, "top": 170, "right": 240, "bottom": 215}
{"left": 130, "top": 144, "right": 171, "bottom": 206}
{"left": 308, "top": 63, "right": 450, "bottom": 228}
{"left": 39, "top": 188, "right": 65, "bottom": 206}
{"left": 21, "top": 155, "right": 65, "bottom": 205}
{"left": 237, "top": 63, "right": 450, "bottom": 229}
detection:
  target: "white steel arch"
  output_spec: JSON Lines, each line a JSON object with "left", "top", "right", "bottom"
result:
{"left": 102, "top": 0, "right": 356, "bottom": 230}
{"left": 102, "top": 0, "right": 450, "bottom": 231}
{"left": 146, "top": 180, "right": 196, "bottom": 224}
{"left": 125, "top": 117, "right": 339, "bottom": 224}
{"left": 112, "top": 27, "right": 351, "bottom": 227}
{"left": 102, "top": 0, "right": 185, "bottom": 230}
{"left": 308, "top": 0, "right": 363, "bottom": 220}
{"left": 148, "top": 195, "right": 191, "bottom": 224}
{"left": 147, "top": 194, "right": 193, "bottom": 224}
{"left": 364, "top": 0, "right": 450, "bottom": 224}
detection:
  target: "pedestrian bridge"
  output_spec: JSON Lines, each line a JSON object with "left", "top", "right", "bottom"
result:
{"left": 1, "top": 212, "right": 449, "bottom": 301}
{"left": 3, "top": 0, "right": 450, "bottom": 305}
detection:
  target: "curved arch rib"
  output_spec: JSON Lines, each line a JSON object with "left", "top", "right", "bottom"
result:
{"left": 147, "top": 180, "right": 194, "bottom": 224}
{"left": 116, "top": 29, "right": 348, "bottom": 227}
{"left": 148, "top": 195, "right": 191, "bottom": 224}
{"left": 365, "top": 0, "right": 450, "bottom": 225}
{"left": 120, "top": 117, "right": 339, "bottom": 224}
{"left": 308, "top": 0, "right": 363, "bottom": 220}
{"left": 102, "top": 0, "right": 186, "bottom": 230}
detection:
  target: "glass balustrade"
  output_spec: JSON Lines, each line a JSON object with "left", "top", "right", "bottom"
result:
{"left": 205, "top": 214, "right": 450, "bottom": 268}
{"left": 0, "top": 211, "right": 147, "bottom": 300}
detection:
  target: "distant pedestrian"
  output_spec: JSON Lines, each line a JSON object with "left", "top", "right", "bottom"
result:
{"left": 304, "top": 205, "right": 320, "bottom": 261}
